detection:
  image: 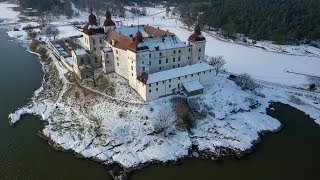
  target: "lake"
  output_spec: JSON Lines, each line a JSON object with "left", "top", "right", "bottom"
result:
{"left": 0, "top": 27, "right": 319, "bottom": 180}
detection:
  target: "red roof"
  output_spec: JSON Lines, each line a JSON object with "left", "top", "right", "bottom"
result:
{"left": 188, "top": 24, "right": 206, "bottom": 43}
{"left": 128, "top": 31, "right": 143, "bottom": 52}
{"left": 104, "top": 9, "right": 116, "bottom": 27}
{"left": 83, "top": 12, "right": 104, "bottom": 35}
{"left": 137, "top": 72, "right": 148, "bottom": 84}
{"left": 143, "top": 25, "right": 173, "bottom": 36}
{"left": 105, "top": 28, "right": 134, "bottom": 50}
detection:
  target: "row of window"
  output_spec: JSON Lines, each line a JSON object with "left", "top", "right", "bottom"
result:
{"left": 146, "top": 48, "right": 196, "bottom": 58}
{"left": 148, "top": 70, "right": 212, "bottom": 88}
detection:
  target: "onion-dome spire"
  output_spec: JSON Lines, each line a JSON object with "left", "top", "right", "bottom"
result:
{"left": 88, "top": 9, "right": 97, "bottom": 24}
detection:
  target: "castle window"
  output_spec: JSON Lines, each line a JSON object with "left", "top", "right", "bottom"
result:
{"left": 191, "top": 74, "right": 193, "bottom": 77}
{"left": 173, "top": 58, "right": 175, "bottom": 62}
{"left": 106, "top": 54, "right": 109, "bottom": 58}
{"left": 166, "top": 59, "right": 168, "bottom": 63}
{"left": 178, "top": 57, "right": 180, "bottom": 61}
{"left": 159, "top": 67, "right": 161, "bottom": 70}
{"left": 197, "top": 72, "right": 200, "bottom": 75}
{"left": 169, "top": 85, "right": 171, "bottom": 88}
{"left": 149, "top": 54, "right": 151, "bottom": 58}
{"left": 188, "top": 57, "right": 190, "bottom": 59}
{"left": 80, "top": 58, "right": 83, "bottom": 64}
{"left": 94, "top": 47, "right": 96, "bottom": 51}
{"left": 198, "top": 57, "right": 200, "bottom": 60}
{"left": 169, "top": 79, "right": 171, "bottom": 82}
{"left": 178, "top": 50, "right": 181, "bottom": 53}
{"left": 94, "top": 57, "right": 98, "bottom": 63}
{"left": 203, "top": 71, "right": 206, "bottom": 74}
{"left": 173, "top": 65, "right": 175, "bottom": 68}
{"left": 159, "top": 60, "right": 161, "bottom": 64}
{"left": 163, "top": 81, "right": 165, "bottom": 84}
{"left": 178, "top": 77, "right": 180, "bottom": 80}
{"left": 209, "top": 70, "right": 212, "bottom": 73}
{"left": 117, "top": 57, "right": 119, "bottom": 61}
{"left": 116, "top": 50, "right": 118, "bottom": 54}
{"left": 132, "top": 73, "right": 133, "bottom": 76}
{"left": 107, "top": 61, "right": 109, "bottom": 63}
{"left": 131, "top": 66, "right": 133, "bottom": 70}
{"left": 185, "top": 75, "right": 187, "bottom": 78}
{"left": 117, "top": 62, "right": 119, "bottom": 66}
{"left": 178, "top": 64, "right": 180, "bottom": 67}
{"left": 149, "top": 61, "right": 151, "bottom": 65}
{"left": 156, "top": 82, "right": 158, "bottom": 85}
{"left": 149, "top": 89, "right": 151, "bottom": 93}
{"left": 93, "top": 39, "right": 96, "bottom": 45}
{"left": 199, "top": 48, "right": 201, "bottom": 52}
{"left": 178, "top": 84, "right": 180, "bottom": 88}
{"left": 156, "top": 88, "right": 158, "bottom": 91}
{"left": 143, "top": 67, "right": 145, "bottom": 71}
{"left": 188, "top": 48, "right": 191, "bottom": 52}
{"left": 99, "top": 38, "right": 102, "bottom": 44}
{"left": 142, "top": 61, "right": 144, "bottom": 64}
{"left": 159, "top": 52, "right": 162, "bottom": 56}
{"left": 149, "top": 84, "right": 151, "bottom": 87}
{"left": 173, "top": 50, "right": 176, "bottom": 54}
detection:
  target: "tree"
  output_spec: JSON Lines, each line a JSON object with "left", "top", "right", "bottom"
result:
{"left": 208, "top": 56, "right": 226, "bottom": 76}
{"left": 83, "top": 54, "right": 97, "bottom": 86}
{"left": 234, "top": 73, "right": 257, "bottom": 91}
{"left": 46, "top": 26, "right": 59, "bottom": 40}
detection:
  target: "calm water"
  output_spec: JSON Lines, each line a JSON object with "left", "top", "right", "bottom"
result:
{"left": 0, "top": 28, "right": 110, "bottom": 179}
{"left": 0, "top": 27, "right": 319, "bottom": 180}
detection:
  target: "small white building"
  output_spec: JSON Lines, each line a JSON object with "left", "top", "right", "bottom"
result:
{"left": 69, "top": 10, "right": 214, "bottom": 101}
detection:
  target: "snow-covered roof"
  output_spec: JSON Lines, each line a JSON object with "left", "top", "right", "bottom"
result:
{"left": 74, "top": 48, "right": 87, "bottom": 56}
{"left": 183, "top": 80, "right": 204, "bottom": 92}
{"left": 102, "top": 47, "right": 112, "bottom": 53}
{"left": 147, "top": 63, "right": 213, "bottom": 84}
{"left": 139, "top": 35, "right": 187, "bottom": 51}
{"left": 115, "top": 25, "right": 148, "bottom": 37}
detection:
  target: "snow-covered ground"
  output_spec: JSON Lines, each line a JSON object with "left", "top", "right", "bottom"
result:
{"left": 2, "top": 1, "right": 320, "bottom": 174}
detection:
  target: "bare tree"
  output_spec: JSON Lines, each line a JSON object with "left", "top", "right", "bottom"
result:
{"left": 209, "top": 56, "right": 226, "bottom": 76}
{"left": 234, "top": 73, "right": 257, "bottom": 91}
{"left": 153, "top": 109, "right": 175, "bottom": 137}
{"left": 84, "top": 54, "right": 97, "bottom": 86}
{"left": 46, "top": 26, "right": 59, "bottom": 40}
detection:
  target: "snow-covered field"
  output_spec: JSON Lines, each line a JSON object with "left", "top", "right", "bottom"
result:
{"left": 1, "top": 1, "right": 320, "bottom": 174}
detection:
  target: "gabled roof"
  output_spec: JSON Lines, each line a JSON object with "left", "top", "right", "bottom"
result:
{"left": 105, "top": 28, "right": 134, "bottom": 50}
{"left": 143, "top": 25, "right": 174, "bottom": 36}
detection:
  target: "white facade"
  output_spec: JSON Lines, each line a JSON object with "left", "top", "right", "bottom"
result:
{"left": 69, "top": 12, "right": 213, "bottom": 101}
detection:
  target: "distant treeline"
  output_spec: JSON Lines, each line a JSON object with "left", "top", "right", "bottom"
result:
{"left": 174, "top": 0, "right": 320, "bottom": 44}
{"left": 19, "top": 0, "right": 320, "bottom": 44}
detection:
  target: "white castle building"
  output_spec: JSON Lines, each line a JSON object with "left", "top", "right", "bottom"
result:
{"left": 71, "top": 10, "right": 214, "bottom": 101}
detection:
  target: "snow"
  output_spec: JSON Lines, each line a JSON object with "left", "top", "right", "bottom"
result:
{"left": 74, "top": 48, "right": 87, "bottom": 55}
{"left": 56, "top": 25, "right": 82, "bottom": 39}
{"left": 183, "top": 80, "right": 204, "bottom": 92}
{"left": 147, "top": 63, "right": 213, "bottom": 84}
{"left": 0, "top": 2, "right": 19, "bottom": 23}
{"left": 115, "top": 6, "right": 320, "bottom": 87}
{"left": 2, "top": 1, "right": 320, "bottom": 171}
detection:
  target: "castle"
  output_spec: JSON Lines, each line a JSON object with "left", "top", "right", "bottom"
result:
{"left": 70, "top": 10, "right": 214, "bottom": 101}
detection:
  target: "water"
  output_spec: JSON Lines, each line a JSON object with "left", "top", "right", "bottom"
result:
{"left": 0, "top": 27, "right": 319, "bottom": 180}
{"left": 0, "top": 28, "right": 110, "bottom": 179}
{"left": 131, "top": 103, "right": 320, "bottom": 180}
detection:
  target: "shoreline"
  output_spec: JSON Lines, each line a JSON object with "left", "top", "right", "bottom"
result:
{"left": 2, "top": 1, "right": 320, "bottom": 179}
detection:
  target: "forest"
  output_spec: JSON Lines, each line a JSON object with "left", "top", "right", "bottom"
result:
{"left": 18, "top": 0, "right": 320, "bottom": 45}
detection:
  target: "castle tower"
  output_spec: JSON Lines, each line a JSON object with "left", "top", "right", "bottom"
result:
{"left": 188, "top": 24, "right": 206, "bottom": 64}
{"left": 82, "top": 10, "right": 105, "bottom": 63}
{"left": 127, "top": 31, "right": 144, "bottom": 89}
{"left": 103, "top": 9, "right": 116, "bottom": 33}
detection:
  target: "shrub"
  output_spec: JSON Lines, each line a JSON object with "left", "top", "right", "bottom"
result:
{"left": 309, "top": 84, "right": 317, "bottom": 91}
{"left": 234, "top": 73, "right": 258, "bottom": 91}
